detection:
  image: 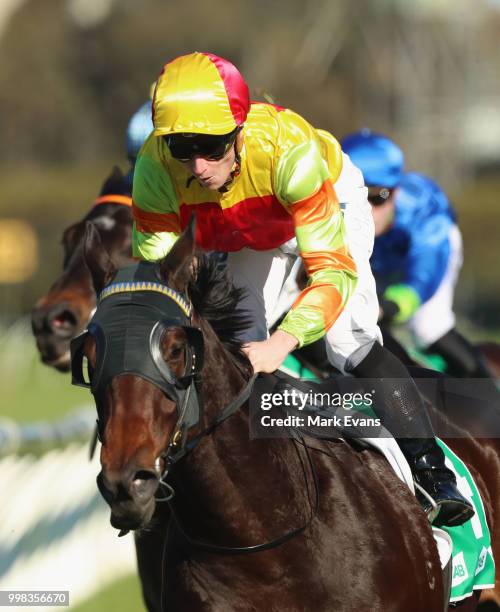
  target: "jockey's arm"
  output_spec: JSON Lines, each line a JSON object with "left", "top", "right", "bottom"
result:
{"left": 131, "top": 135, "right": 180, "bottom": 261}
{"left": 244, "top": 138, "right": 358, "bottom": 373}
{"left": 275, "top": 139, "right": 358, "bottom": 348}
{"left": 381, "top": 214, "right": 453, "bottom": 324}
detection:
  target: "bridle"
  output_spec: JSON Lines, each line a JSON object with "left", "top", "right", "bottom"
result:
{"left": 70, "top": 262, "right": 206, "bottom": 454}
{"left": 93, "top": 194, "right": 133, "bottom": 207}
{"left": 70, "top": 260, "right": 319, "bottom": 554}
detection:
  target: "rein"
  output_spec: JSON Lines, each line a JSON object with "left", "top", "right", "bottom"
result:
{"left": 164, "top": 430, "right": 320, "bottom": 555}
{"left": 160, "top": 373, "right": 258, "bottom": 468}
{"left": 157, "top": 373, "right": 321, "bottom": 555}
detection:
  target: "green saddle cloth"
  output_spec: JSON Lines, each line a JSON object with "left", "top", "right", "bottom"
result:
{"left": 438, "top": 439, "right": 495, "bottom": 603}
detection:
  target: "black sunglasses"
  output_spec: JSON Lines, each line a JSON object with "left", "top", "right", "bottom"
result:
{"left": 165, "top": 128, "right": 239, "bottom": 163}
{"left": 367, "top": 187, "right": 393, "bottom": 207}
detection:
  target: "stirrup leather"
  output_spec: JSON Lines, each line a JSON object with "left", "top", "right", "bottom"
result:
{"left": 414, "top": 481, "right": 440, "bottom": 524}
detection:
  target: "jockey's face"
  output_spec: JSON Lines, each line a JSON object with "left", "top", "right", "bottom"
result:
{"left": 181, "top": 146, "right": 236, "bottom": 191}
{"left": 368, "top": 187, "right": 397, "bottom": 236}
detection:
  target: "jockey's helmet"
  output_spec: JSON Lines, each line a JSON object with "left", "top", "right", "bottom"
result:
{"left": 126, "top": 101, "right": 154, "bottom": 162}
{"left": 152, "top": 52, "right": 250, "bottom": 138}
{"left": 342, "top": 130, "right": 404, "bottom": 188}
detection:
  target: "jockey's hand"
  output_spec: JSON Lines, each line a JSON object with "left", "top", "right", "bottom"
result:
{"left": 242, "top": 330, "right": 299, "bottom": 374}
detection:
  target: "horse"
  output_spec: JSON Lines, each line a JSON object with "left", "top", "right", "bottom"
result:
{"left": 32, "top": 175, "right": 498, "bottom": 607}
{"left": 74, "top": 217, "right": 485, "bottom": 612}
{"left": 31, "top": 167, "right": 134, "bottom": 372}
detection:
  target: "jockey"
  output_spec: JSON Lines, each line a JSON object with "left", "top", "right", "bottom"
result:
{"left": 132, "top": 52, "right": 473, "bottom": 526}
{"left": 124, "top": 100, "right": 154, "bottom": 191}
{"left": 342, "top": 130, "right": 494, "bottom": 379}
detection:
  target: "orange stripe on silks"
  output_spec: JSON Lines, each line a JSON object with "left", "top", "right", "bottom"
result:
{"left": 132, "top": 203, "right": 181, "bottom": 234}
{"left": 94, "top": 195, "right": 133, "bottom": 207}
{"left": 290, "top": 180, "right": 340, "bottom": 228}
{"left": 302, "top": 249, "right": 357, "bottom": 276}
{"left": 292, "top": 284, "right": 344, "bottom": 331}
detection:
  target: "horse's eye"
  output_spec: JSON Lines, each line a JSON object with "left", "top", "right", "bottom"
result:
{"left": 169, "top": 345, "right": 184, "bottom": 360}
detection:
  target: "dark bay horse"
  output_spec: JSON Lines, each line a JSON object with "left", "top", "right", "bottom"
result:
{"left": 31, "top": 167, "right": 134, "bottom": 371}
{"left": 76, "top": 219, "right": 465, "bottom": 612}
{"left": 32, "top": 175, "right": 498, "bottom": 607}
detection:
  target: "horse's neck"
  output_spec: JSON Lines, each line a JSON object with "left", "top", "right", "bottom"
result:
{"left": 172, "top": 322, "right": 311, "bottom": 546}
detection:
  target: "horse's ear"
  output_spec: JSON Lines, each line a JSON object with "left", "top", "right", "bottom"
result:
{"left": 62, "top": 221, "right": 86, "bottom": 265}
{"left": 159, "top": 215, "right": 196, "bottom": 292}
{"left": 99, "top": 166, "right": 126, "bottom": 196}
{"left": 109, "top": 165, "right": 124, "bottom": 179}
{"left": 83, "top": 221, "right": 117, "bottom": 295}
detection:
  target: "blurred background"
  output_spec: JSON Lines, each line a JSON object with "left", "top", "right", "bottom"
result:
{"left": 0, "top": 0, "right": 499, "bottom": 609}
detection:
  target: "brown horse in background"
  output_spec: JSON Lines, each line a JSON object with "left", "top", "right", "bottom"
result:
{"left": 77, "top": 218, "right": 489, "bottom": 611}
{"left": 31, "top": 167, "right": 134, "bottom": 371}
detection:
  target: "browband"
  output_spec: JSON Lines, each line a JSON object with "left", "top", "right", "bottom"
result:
{"left": 93, "top": 194, "right": 133, "bottom": 207}
{"left": 99, "top": 281, "right": 192, "bottom": 318}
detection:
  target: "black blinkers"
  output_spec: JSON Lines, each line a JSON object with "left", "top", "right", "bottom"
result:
{"left": 69, "top": 261, "right": 205, "bottom": 445}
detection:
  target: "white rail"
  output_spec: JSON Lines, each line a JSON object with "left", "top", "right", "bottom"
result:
{"left": 0, "top": 415, "right": 137, "bottom": 611}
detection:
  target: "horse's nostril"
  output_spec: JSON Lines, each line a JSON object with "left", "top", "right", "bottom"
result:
{"left": 49, "top": 308, "right": 78, "bottom": 336}
{"left": 131, "top": 470, "right": 158, "bottom": 499}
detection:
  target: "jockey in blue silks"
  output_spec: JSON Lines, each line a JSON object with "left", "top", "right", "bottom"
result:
{"left": 342, "top": 130, "right": 493, "bottom": 379}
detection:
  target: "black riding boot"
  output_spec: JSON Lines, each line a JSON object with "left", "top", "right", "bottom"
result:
{"left": 428, "top": 328, "right": 496, "bottom": 379}
{"left": 351, "top": 341, "right": 474, "bottom": 527}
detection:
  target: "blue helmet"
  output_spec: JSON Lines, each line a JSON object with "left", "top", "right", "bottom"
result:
{"left": 342, "top": 130, "right": 404, "bottom": 188}
{"left": 126, "top": 101, "right": 154, "bottom": 162}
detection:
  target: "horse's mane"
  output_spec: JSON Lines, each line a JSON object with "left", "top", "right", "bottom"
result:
{"left": 188, "top": 255, "right": 252, "bottom": 364}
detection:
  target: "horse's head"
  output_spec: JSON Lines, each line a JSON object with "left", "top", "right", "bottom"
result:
{"left": 31, "top": 167, "right": 133, "bottom": 371}
{"left": 75, "top": 217, "right": 208, "bottom": 531}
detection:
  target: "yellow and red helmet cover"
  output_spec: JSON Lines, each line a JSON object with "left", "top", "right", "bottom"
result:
{"left": 152, "top": 52, "right": 250, "bottom": 137}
